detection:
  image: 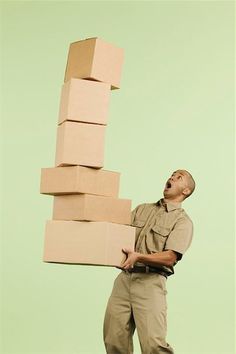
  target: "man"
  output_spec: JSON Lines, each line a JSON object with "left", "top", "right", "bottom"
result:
{"left": 103, "top": 169, "right": 195, "bottom": 354}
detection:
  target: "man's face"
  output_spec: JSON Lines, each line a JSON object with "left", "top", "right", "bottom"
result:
{"left": 163, "top": 170, "right": 191, "bottom": 200}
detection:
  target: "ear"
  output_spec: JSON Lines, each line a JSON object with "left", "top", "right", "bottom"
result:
{"left": 182, "top": 187, "right": 191, "bottom": 197}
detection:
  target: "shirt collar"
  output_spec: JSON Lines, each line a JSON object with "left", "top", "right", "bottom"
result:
{"left": 157, "top": 198, "right": 182, "bottom": 212}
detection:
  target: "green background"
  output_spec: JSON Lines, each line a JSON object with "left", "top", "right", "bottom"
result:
{"left": 1, "top": 1, "right": 235, "bottom": 353}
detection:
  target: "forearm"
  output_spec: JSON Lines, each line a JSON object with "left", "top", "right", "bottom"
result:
{"left": 137, "top": 250, "right": 177, "bottom": 267}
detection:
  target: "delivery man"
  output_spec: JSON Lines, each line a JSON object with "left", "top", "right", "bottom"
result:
{"left": 103, "top": 169, "right": 195, "bottom": 354}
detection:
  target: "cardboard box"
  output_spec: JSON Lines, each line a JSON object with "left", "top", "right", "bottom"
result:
{"left": 40, "top": 166, "right": 120, "bottom": 197}
{"left": 55, "top": 121, "right": 105, "bottom": 168}
{"left": 43, "top": 220, "right": 135, "bottom": 267}
{"left": 58, "top": 79, "right": 111, "bottom": 126}
{"left": 53, "top": 194, "right": 131, "bottom": 225}
{"left": 64, "top": 37, "right": 124, "bottom": 90}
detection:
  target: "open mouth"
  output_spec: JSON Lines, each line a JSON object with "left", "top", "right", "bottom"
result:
{"left": 165, "top": 181, "right": 172, "bottom": 189}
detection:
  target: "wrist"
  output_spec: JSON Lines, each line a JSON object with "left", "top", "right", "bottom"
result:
{"left": 136, "top": 252, "right": 143, "bottom": 262}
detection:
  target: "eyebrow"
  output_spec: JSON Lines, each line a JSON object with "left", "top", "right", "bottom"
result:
{"left": 173, "top": 171, "right": 186, "bottom": 177}
{"left": 173, "top": 171, "right": 184, "bottom": 175}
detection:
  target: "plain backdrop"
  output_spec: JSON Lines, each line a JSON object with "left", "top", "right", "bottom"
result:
{"left": 1, "top": 1, "right": 235, "bottom": 354}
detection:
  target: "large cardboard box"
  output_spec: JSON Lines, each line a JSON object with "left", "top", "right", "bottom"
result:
{"left": 43, "top": 220, "right": 135, "bottom": 267}
{"left": 64, "top": 37, "right": 124, "bottom": 90}
{"left": 55, "top": 121, "right": 105, "bottom": 168}
{"left": 40, "top": 166, "right": 120, "bottom": 197}
{"left": 58, "top": 79, "right": 111, "bottom": 126}
{"left": 53, "top": 194, "right": 131, "bottom": 224}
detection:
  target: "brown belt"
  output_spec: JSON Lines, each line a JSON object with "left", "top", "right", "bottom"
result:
{"left": 125, "top": 266, "right": 167, "bottom": 278}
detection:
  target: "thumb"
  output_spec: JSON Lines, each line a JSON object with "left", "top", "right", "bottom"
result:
{"left": 123, "top": 248, "right": 132, "bottom": 254}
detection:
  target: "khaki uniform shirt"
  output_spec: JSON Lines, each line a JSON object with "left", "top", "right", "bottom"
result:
{"left": 131, "top": 198, "right": 193, "bottom": 277}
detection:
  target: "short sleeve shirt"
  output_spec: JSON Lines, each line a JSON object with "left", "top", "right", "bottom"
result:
{"left": 131, "top": 199, "right": 193, "bottom": 276}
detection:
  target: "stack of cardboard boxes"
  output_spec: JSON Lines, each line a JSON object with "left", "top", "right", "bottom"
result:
{"left": 40, "top": 38, "right": 135, "bottom": 267}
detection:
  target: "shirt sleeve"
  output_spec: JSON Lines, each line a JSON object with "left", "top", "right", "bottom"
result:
{"left": 164, "top": 216, "right": 193, "bottom": 260}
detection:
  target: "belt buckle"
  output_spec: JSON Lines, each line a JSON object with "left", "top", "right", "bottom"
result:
{"left": 145, "top": 266, "right": 149, "bottom": 273}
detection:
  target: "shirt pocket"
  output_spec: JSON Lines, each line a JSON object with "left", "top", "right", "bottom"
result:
{"left": 132, "top": 219, "right": 145, "bottom": 239}
{"left": 150, "top": 224, "right": 171, "bottom": 252}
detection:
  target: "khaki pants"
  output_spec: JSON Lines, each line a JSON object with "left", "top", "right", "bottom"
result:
{"left": 103, "top": 271, "right": 174, "bottom": 354}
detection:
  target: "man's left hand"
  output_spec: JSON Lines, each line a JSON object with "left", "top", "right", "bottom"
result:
{"left": 121, "top": 248, "right": 141, "bottom": 270}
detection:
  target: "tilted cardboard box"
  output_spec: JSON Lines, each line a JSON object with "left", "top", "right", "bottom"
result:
{"left": 40, "top": 166, "right": 120, "bottom": 197}
{"left": 43, "top": 220, "right": 135, "bottom": 267}
{"left": 53, "top": 194, "right": 131, "bottom": 225}
{"left": 55, "top": 121, "right": 105, "bottom": 168}
{"left": 64, "top": 37, "right": 124, "bottom": 90}
{"left": 58, "top": 79, "right": 111, "bottom": 126}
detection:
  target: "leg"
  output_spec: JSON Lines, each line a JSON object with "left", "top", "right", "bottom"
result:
{"left": 131, "top": 273, "right": 174, "bottom": 354}
{"left": 103, "top": 272, "right": 135, "bottom": 354}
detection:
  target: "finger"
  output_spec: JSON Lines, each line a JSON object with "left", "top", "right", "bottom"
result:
{"left": 120, "top": 258, "right": 128, "bottom": 267}
{"left": 123, "top": 263, "right": 132, "bottom": 270}
{"left": 122, "top": 260, "right": 129, "bottom": 268}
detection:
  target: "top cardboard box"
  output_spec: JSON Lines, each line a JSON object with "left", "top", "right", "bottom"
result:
{"left": 64, "top": 37, "right": 124, "bottom": 90}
